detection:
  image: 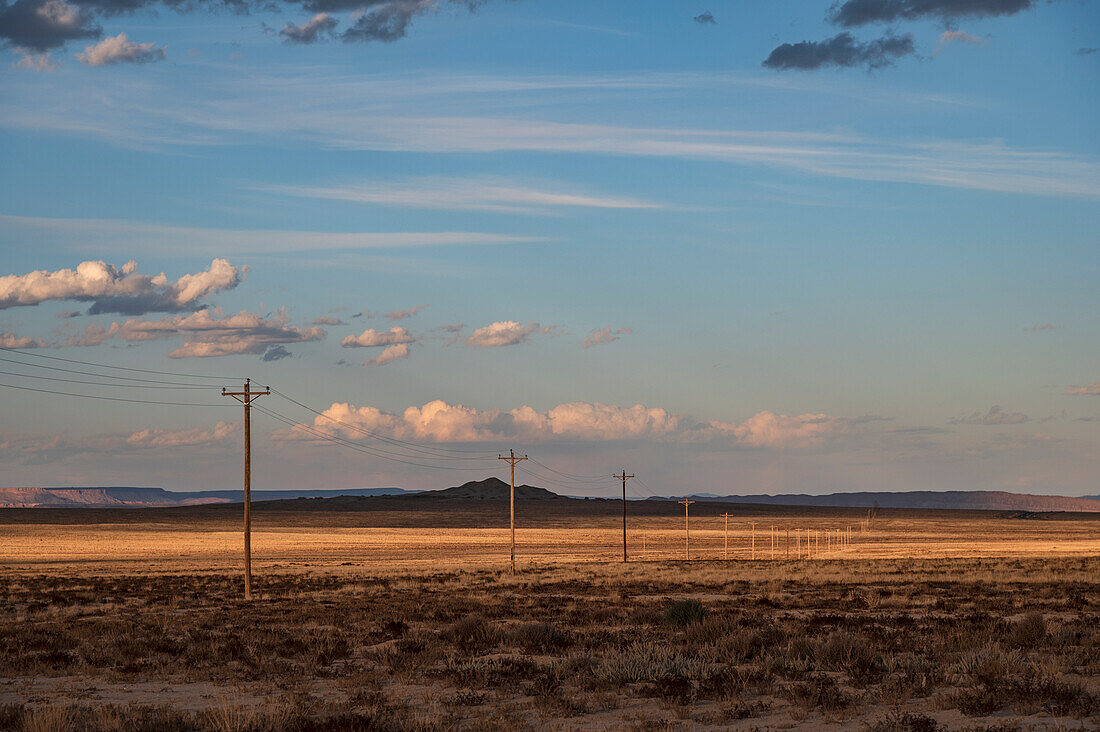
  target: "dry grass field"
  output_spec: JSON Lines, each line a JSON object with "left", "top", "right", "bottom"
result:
{"left": 0, "top": 500, "right": 1098, "bottom": 730}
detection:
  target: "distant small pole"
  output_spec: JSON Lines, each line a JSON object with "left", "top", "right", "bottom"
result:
{"left": 498, "top": 449, "right": 528, "bottom": 574}
{"left": 771, "top": 526, "right": 776, "bottom": 559}
{"left": 613, "top": 470, "right": 634, "bottom": 562}
{"left": 721, "top": 512, "right": 732, "bottom": 559}
{"left": 678, "top": 499, "right": 694, "bottom": 560}
{"left": 786, "top": 527, "right": 790, "bottom": 559}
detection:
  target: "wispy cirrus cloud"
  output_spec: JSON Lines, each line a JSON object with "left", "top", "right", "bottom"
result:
{"left": 933, "top": 30, "right": 985, "bottom": 57}
{"left": 0, "top": 67, "right": 1094, "bottom": 199}
{"left": 0, "top": 214, "right": 541, "bottom": 255}
{"left": 384, "top": 304, "right": 428, "bottom": 320}
{"left": 254, "top": 176, "right": 663, "bottom": 214}
{"left": 581, "top": 326, "right": 631, "bottom": 348}
{"left": 1066, "top": 383, "right": 1100, "bottom": 396}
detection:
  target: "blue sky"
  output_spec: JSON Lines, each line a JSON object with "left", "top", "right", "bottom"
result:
{"left": 0, "top": 0, "right": 1097, "bottom": 496}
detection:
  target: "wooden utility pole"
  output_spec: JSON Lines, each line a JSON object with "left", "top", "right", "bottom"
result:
{"left": 720, "top": 512, "right": 732, "bottom": 559}
{"left": 678, "top": 499, "right": 694, "bottom": 560}
{"left": 498, "top": 449, "right": 528, "bottom": 574}
{"left": 613, "top": 470, "right": 634, "bottom": 562}
{"left": 221, "top": 379, "right": 270, "bottom": 601}
{"left": 786, "top": 527, "right": 790, "bottom": 558}
{"left": 751, "top": 522, "right": 756, "bottom": 560}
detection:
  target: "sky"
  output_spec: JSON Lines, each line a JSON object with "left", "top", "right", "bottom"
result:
{"left": 0, "top": 0, "right": 1097, "bottom": 498}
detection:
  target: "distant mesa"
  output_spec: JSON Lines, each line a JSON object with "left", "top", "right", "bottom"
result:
{"left": 425, "top": 477, "right": 559, "bottom": 501}
{"left": 2, "top": 483, "right": 1098, "bottom": 513}
{"left": 647, "top": 490, "right": 1100, "bottom": 513}
{"left": 0, "top": 486, "right": 412, "bottom": 508}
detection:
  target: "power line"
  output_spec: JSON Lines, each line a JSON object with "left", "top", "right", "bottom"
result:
{"left": 527, "top": 458, "right": 609, "bottom": 483}
{"left": 0, "top": 346, "right": 240, "bottom": 379}
{"left": 0, "top": 355, "right": 228, "bottom": 386}
{"left": 0, "top": 380, "right": 230, "bottom": 407}
{"left": 0, "top": 368, "right": 212, "bottom": 389}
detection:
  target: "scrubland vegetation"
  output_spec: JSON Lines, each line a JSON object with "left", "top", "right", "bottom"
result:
{"left": 1, "top": 556, "right": 1098, "bottom": 730}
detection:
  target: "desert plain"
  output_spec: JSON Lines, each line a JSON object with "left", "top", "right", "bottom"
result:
{"left": 0, "top": 497, "right": 1098, "bottom": 731}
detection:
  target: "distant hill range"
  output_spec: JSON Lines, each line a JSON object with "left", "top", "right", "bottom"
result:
{"left": 3, "top": 482, "right": 1098, "bottom": 513}
{"left": 0, "top": 486, "right": 413, "bottom": 508}
{"left": 648, "top": 490, "right": 1100, "bottom": 513}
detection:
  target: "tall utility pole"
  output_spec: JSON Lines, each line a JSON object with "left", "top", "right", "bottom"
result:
{"left": 221, "top": 379, "right": 270, "bottom": 601}
{"left": 613, "top": 470, "right": 634, "bottom": 562}
{"left": 720, "top": 512, "right": 732, "bottom": 559}
{"left": 498, "top": 449, "right": 528, "bottom": 574}
{"left": 678, "top": 499, "right": 694, "bottom": 560}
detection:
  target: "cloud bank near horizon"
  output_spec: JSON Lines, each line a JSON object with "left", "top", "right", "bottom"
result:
{"left": 277, "top": 399, "right": 884, "bottom": 449}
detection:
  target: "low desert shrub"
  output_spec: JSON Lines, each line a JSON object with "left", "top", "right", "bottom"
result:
{"left": 1009, "top": 612, "right": 1046, "bottom": 648}
{"left": 507, "top": 622, "right": 568, "bottom": 654}
{"left": 664, "top": 600, "right": 707, "bottom": 627}
{"left": 442, "top": 615, "right": 498, "bottom": 652}
{"left": 594, "top": 641, "right": 712, "bottom": 684}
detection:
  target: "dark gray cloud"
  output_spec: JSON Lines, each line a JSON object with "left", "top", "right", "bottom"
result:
{"left": 279, "top": 11, "right": 337, "bottom": 42}
{"left": 0, "top": 0, "right": 101, "bottom": 51}
{"left": 693, "top": 11, "right": 715, "bottom": 25}
{"left": 341, "top": 0, "right": 427, "bottom": 43}
{"left": 1078, "top": 47, "right": 1098, "bottom": 56}
{"left": 828, "top": 0, "right": 1034, "bottom": 28}
{"left": 262, "top": 344, "right": 292, "bottom": 361}
{"left": 949, "top": 405, "right": 1029, "bottom": 426}
{"left": 763, "top": 31, "right": 915, "bottom": 70}
{"left": 2, "top": 0, "right": 509, "bottom": 59}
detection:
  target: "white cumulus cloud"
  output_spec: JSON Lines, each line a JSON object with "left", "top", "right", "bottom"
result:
{"left": 68, "top": 308, "right": 325, "bottom": 358}
{"left": 464, "top": 320, "right": 553, "bottom": 348}
{"left": 365, "top": 342, "right": 410, "bottom": 366}
{"left": 277, "top": 399, "right": 866, "bottom": 448}
{"left": 0, "top": 258, "right": 244, "bottom": 315}
{"left": 341, "top": 326, "right": 415, "bottom": 348}
{"left": 77, "top": 33, "right": 166, "bottom": 66}
{"left": 0, "top": 332, "right": 46, "bottom": 348}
